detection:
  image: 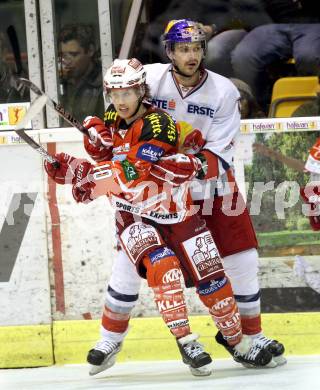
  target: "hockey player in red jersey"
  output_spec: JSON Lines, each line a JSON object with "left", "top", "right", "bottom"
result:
{"left": 301, "top": 138, "right": 320, "bottom": 230}
{"left": 71, "top": 19, "right": 286, "bottom": 374}
{"left": 44, "top": 58, "right": 272, "bottom": 376}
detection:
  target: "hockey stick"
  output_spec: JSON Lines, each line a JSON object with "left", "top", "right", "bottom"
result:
{"left": 17, "top": 78, "right": 91, "bottom": 136}
{"left": 15, "top": 95, "right": 48, "bottom": 130}
{"left": 7, "top": 25, "right": 23, "bottom": 75}
{"left": 7, "top": 26, "right": 58, "bottom": 167}
{"left": 14, "top": 96, "right": 60, "bottom": 168}
{"left": 15, "top": 128, "right": 60, "bottom": 168}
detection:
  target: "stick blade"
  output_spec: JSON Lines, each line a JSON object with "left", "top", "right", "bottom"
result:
{"left": 15, "top": 95, "right": 48, "bottom": 130}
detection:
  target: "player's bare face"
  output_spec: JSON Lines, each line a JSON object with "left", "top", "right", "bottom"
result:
{"left": 109, "top": 88, "right": 140, "bottom": 120}
{"left": 173, "top": 42, "right": 203, "bottom": 76}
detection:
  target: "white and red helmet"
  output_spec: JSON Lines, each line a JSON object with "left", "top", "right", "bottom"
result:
{"left": 103, "top": 58, "right": 146, "bottom": 90}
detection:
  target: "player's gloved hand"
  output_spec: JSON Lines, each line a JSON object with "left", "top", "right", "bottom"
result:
{"left": 150, "top": 153, "right": 202, "bottom": 186}
{"left": 83, "top": 116, "right": 113, "bottom": 161}
{"left": 83, "top": 116, "right": 113, "bottom": 148}
{"left": 300, "top": 185, "right": 320, "bottom": 231}
{"left": 71, "top": 161, "right": 95, "bottom": 204}
{"left": 44, "top": 152, "right": 81, "bottom": 185}
{"left": 182, "top": 129, "right": 205, "bottom": 153}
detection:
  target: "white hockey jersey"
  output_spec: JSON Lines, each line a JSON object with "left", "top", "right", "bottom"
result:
{"left": 144, "top": 63, "right": 241, "bottom": 198}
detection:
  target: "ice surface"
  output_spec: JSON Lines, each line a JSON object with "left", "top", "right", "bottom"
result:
{"left": 1, "top": 355, "right": 319, "bottom": 390}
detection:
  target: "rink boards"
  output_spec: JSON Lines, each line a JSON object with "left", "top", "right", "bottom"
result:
{"left": 0, "top": 126, "right": 320, "bottom": 368}
{"left": 1, "top": 313, "right": 320, "bottom": 368}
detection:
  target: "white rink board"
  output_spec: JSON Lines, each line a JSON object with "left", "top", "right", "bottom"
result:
{"left": 0, "top": 142, "right": 51, "bottom": 326}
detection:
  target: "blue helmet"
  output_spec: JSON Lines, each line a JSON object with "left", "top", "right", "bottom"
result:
{"left": 162, "top": 19, "right": 207, "bottom": 52}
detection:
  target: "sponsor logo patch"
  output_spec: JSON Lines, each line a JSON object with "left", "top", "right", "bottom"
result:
{"left": 149, "top": 247, "right": 175, "bottom": 264}
{"left": 157, "top": 299, "right": 185, "bottom": 312}
{"left": 162, "top": 268, "right": 182, "bottom": 284}
{"left": 182, "top": 231, "right": 223, "bottom": 281}
{"left": 187, "top": 104, "right": 215, "bottom": 118}
{"left": 121, "top": 160, "right": 139, "bottom": 181}
{"left": 113, "top": 143, "right": 131, "bottom": 154}
{"left": 198, "top": 277, "right": 228, "bottom": 296}
{"left": 152, "top": 98, "right": 176, "bottom": 111}
{"left": 167, "top": 319, "right": 189, "bottom": 329}
{"left": 136, "top": 143, "right": 164, "bottom": 162}
{"left": 122, "top": 223, "right": 162, "bottom": 263}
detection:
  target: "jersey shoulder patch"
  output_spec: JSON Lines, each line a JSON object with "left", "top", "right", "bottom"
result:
{"left": 140, "top": 109, "right": 178, "bottom": 146}
{"left": 104, "top": 104, "right": 118, "bottom": 126}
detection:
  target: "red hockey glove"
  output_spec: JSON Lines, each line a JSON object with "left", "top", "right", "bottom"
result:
{"left": 150, "top": 153, "right": 202, "bottom": 186}
{"left": 71, "top": 161, "right": 95, "bottom": 203}
{"left": 44, "top": 153, "right": 80, "bottom": 185}
{"left": 83, "top": 116, "right": 112, "bottom": 148}
{"left": 83, "top": 116, "right": 113, "bottom": 161}
{"left": 300, "top": 185, "right": 320, "bottom": 231}
{"left": 182, "top": 129, "right": 205, "bottom": 153}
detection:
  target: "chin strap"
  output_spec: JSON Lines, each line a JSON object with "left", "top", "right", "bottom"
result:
{"left": 131, "top": 100, "right": 143, "bottom": 118}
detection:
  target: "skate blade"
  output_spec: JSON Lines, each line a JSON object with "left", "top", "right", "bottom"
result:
{"left": 272, "top": 354, "right": 287, "bottom": 366}
{"left": 241, "top": 358, "right": 278, "bottom": 369}
{"left": 89, "top": 355, "right": 116, "bottom": 376}
{"left": 189, "top": 363, "right": 213, "bottom": 377}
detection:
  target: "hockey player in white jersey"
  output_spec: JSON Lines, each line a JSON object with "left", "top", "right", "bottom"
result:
{"left": 81, "top": 20, "right": 286, "bottom": 374}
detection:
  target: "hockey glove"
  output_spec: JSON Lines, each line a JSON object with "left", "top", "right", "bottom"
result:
{"left": 150, "top": 153, "right": 203, "bottom": 186}
{"left": 71, "top": 161, "right": 96, "bottom": 204}
{"left": 300, "top": 185, "right": 320, "bottom": 231}
{"left": 182, "top": 129, "right": 205, "bottom": 153}
{"left": 83, "top": 115, "right": 113, "bottom": 162}
{"left": 44, "top": 152, "right": 83, "bottom": 185}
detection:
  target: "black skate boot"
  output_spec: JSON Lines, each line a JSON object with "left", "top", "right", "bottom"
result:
{"left": 215, "top": 331, "right": 274, "bottom": 368}
{"left": 87, "top": 339, "right": 122, "bottom": 375}
{"left": 177, "top": 333, "right": 213, "bottom": 376}
{"left": 251, "top": 334, "right": 286, "bottom": 366}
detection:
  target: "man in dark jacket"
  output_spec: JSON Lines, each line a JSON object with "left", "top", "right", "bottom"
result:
{"left": 58, "top": 24, "right": 104, "bottom": 123}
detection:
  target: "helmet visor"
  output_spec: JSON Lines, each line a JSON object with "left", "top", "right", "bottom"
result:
{"left": 106, "top": 88, "right": 142, "bottom": 105}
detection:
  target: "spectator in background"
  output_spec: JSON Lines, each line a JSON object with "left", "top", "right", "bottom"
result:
{"left": 229, "top": 78, "right": 266, "bottom": 118}
{"left": 0, "top": 31, "right": 29, "bottom": 103}
{"left": 205, "top": 1, "right": 271, "bottom": 77}
{"left": 140, "top": 0, "right": 271, "bottom": 64}
{"left": 231, "top": 0, "right": 320, "bottom": 112}
{"left": 58, "top": 24, "right": 104, "bottom": 122}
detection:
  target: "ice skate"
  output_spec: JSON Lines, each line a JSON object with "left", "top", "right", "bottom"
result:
{"left": 215, "top": 331, "right": 274, "bottom": 368}
{"left": 177, "top": 333, "right": 213, "bottom": 376}
{"left": 87, "top": 339, "right": 122, "bottom": 375}
{"left": 251, "top": 334, "right": 286, "bottom": 366}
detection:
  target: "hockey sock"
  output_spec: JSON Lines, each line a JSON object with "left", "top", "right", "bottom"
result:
{"left": 143, "top": 251, "right": 190, "bottom": 339}
{"left": 101, "top": 305, "right": 131, "bottom": 334}
{"left": 197, "top": 277, "right": 242, "bottom": 346}
{"left": 240, "top": 314, "right": 262, "bottom": 335}
{"left": 235, "top": 291, "right": 262, "bottom": 335}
